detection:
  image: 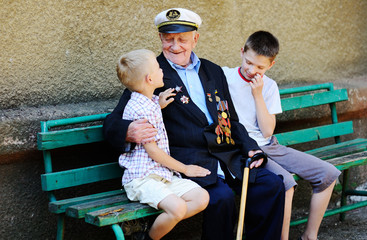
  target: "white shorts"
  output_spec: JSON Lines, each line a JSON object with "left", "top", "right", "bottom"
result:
{"left": 124, "top": 174, "right": 201, "bottom": 209}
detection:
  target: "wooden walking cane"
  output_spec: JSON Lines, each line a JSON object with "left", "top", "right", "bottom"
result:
{"left": 236, "top": 152, "right": 267, "bottom": 240}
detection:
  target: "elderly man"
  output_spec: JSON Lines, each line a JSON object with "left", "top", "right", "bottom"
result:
{"left": 103, "top": 8, "right": 285, "bottom": 240}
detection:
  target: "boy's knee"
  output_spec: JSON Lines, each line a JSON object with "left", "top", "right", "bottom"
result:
{"left": 198, "top": 189, "right": 210, "bottom": 210}
{"left": 171, "top": 199, "right": 187, "bottom": 220}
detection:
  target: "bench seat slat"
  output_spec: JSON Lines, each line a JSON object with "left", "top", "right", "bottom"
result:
{"left": 280, "top": 88, "right": 348, "bottom": 112}
{"left": 307, "top": 139, "right": 367, "bottom": 160}
{"left": 275, "top": 121, "right": 353, "bottom": 146}
{"left": 85, "top": 203, "right": 162, "bottom": 227}
{"left": 67, "top": 194, "right": 130, "bottom": 218}
{"left": 41, "top": 162, "right": 122, "bottom": 191}
{"left": 306, "top": 138, "right": 367, "bottom": 158}
{"left": 49, "top": 189, "right": 123, "bottom": 214}
{"left": 292, "top": 148, "right": 367, "bottom": 181}
{"left": 37, "top": 125, "right": 104, "bottom": 150}
{"left": 324, "top": 151, "right": 367, "bottom": 170}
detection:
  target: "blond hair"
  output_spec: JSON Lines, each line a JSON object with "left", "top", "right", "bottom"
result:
{"left": 116, "top": 49, "right": 156, "bottom": 91}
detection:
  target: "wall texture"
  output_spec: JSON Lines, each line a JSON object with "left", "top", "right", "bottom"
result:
{"left": 1, "top": 0, "right": 367, "bottom": 158}
{"left": 1, "top": 0, "right": 367, "bottom": 239}
{"left": 1, "top": 0, "right": 366, "bottom": 109}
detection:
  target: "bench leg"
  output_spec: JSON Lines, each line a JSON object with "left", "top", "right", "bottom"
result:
{"left": 340, "top": 169, "right": 350, "bottom": 221}
{"left": 111, "top": 224, "right": 125, "bottom": 240}
{"left": 56, "top": 214, "right": 65, "bottom": 240}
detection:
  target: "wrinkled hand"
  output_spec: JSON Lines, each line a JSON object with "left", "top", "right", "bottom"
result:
{"left": 249, "top": 73, "right": 264, "bottom": 98}
{"left": 248, "top": 150, "right": 264, "bottom": 169}
{"left": 126, "top": 119, "right": 157, "bottom": 144}
{"left": 184, "top": 165, "right": 211, "bottom": 177}
{"left": 159, "top": 88, "right": 176, "bottom": 109}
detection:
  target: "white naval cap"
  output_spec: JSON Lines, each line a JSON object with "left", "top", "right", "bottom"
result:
{"left": 154, "top": 8, "right": 202, "bottom": 33}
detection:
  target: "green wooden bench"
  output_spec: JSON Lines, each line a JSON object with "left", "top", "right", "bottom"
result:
{"left": 37, "top": 114, "right": 162, "bottom": 240}
{"left": 273, "top": 82, "right": 367, "bottom": 226}
{"left": 38, "top": 82, "right": 367, "bottom": 239}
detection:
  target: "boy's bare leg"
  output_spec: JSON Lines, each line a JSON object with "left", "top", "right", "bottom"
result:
{"left": 301, "top": 180, "right": 336, "bottom": 240}
{"left": 181, "top": 187, "right": 210, "bottom": 219}
{"left": 149, "top": 194, "right": 187, "bottom": 240}
{"left": 282, "top": 187, "right": 294, "bottom": 240}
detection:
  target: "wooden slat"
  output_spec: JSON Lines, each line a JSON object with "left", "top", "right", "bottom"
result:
{"left": 325, "top": 151, "right": 367, "bottom": 170}
{"left": 41, "top": 162, "right": 122, "bottom": 191}
{"left": 306, "top": 138, "right": 367, "bottom": 160}
{"left": 85, "top": 203, "right": 162, "bottom": 227}
{"left": 279, "top": 83, "right": 333, "bottom": 95}
{"left": 44, "top": 113, "right": 108, "bottom": 128}
{"left": 274, "top": 121, "right": 353, "bottom": 146}
{"left": 49, "top": 189, "right": 123, "bottom": 214}
{"left": 37, "top": 125, "right": 104, "bottom": 150}
{"left": 280, "top": 89, "right": 348, "bottom": 112}
{"left": 67, "top": 194, "right": 130, "bottom": 218}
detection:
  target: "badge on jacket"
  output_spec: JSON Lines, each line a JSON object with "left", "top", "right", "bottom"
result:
{"left": 215, "top": 99, "right": 235, "bottom": 145}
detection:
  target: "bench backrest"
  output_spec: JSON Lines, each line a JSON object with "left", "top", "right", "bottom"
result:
{"left": 274, "top": 82, "right": 352, "bottom": 146}
{"left": 37, "top": 113, "right": 123, "bottom": 202}
{"left": 38, "top": 83, "right": 351, "bottom": 202}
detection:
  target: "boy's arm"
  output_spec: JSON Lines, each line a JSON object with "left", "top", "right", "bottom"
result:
{"left": 103, "top": 89, "right": 157, "bottom": 153}
{"left": 143, "top": 142, "right": 211, "bottom": 177}
{"left": 250, "top": 74, "right": 276, "bottom": 138}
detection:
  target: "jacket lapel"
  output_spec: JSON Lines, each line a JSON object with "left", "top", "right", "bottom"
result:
{"left": 199, "top": 62, "right": 218, "bottom": 125}
{"left": 157, "top": 53, "right": 209, "bottom": 125}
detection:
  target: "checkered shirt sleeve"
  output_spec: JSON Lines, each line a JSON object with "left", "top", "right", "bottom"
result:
{"left": 119, "top": 92, "right": 179, "bottom": 185}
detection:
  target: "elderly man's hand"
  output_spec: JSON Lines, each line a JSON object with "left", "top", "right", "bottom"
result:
{"left": 126, "top": 119, "right": 157, "bottom": 144}
{"left": 248, "top": 150, "right": 264, "bottom": 169}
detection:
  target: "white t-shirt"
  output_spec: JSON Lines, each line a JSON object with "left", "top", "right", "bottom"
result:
{"left": 222, "top": 67, "right": 282, "bottom": 146}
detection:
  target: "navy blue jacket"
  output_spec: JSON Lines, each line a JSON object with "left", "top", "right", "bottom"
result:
{"left": 103, "top": 53, "right": 261, "bottom": 187}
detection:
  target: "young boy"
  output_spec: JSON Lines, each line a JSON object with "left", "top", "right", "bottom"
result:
{"left": 222, "top": 31, "right": 341, "bottom": 240}
{"left": 116, "top": 49, "right": 210, "bottom": 240}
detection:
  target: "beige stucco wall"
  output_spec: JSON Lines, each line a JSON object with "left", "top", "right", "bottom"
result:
{"left": 1, "top": 1, "right": 367, "bottom": 238}
{"left": 1, "top": 0, "right": 367, "bottom": 158}
{"left": 1, "top": 0, "right": 366, "bottom": 110}
{"left": 0, "top": 0, "right": 367, "bottom": 157}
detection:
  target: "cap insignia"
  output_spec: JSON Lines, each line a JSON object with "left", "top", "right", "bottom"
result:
{"left": 166, "top": 9, "right": 180, "bottom": 21}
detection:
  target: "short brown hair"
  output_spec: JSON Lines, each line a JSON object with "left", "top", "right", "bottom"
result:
{"left": 116, "top": 49, "right": 156, "bottom": 91}
{"left": 244, "top": 31, "right": 279, "bottom": 62}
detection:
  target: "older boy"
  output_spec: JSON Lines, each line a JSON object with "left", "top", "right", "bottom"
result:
{"left": 222, "top": 31, "right": 341, "bottom": 240}
{"left": 117, "top": 49, "right": 210, "bottom": 240}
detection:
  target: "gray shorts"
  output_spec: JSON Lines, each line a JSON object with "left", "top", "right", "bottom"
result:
{"left": 261, "top": 136, "right": 341, "bottom": 193}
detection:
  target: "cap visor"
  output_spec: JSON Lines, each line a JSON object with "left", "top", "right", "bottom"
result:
{"left": 159, "top": 24, "right": 197, "bottom": 33}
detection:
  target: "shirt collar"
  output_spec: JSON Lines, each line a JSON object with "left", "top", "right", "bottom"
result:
{"left": 167, "top": 52, "right": 201, "bottom": 72}
{"left": 237, "top": 67, "right": 252, "bottom": 83}
{"left": 131, "top": 92, "right": 159, "bottom": 107}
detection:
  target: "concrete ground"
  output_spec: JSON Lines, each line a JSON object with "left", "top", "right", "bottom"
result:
{"left": 160, "top": 205, "right": 367, "bottom": 240}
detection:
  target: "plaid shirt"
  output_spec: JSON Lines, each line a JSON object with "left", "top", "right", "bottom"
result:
{"left": 119, "top": 92, "right": 180, "bottom": 185}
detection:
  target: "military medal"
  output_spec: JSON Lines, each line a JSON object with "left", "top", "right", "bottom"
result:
{"left": 215, "top": 125, "right": 222, "bottom": 144}
{"left": 180, "top": 95, "right": 189, "bottom": 104}
{"left": 207, "top": 93, "right": 213, "bottom": 102}
{"left": 175, "top": 85, "right": 183, "bottom": 93}
{"left": 215, "top": 99, "right": 235, "bottom": 145}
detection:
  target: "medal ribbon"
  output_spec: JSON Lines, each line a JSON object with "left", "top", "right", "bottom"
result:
{"left": 215, "top": 100, "right": 235, "bottom": 145}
